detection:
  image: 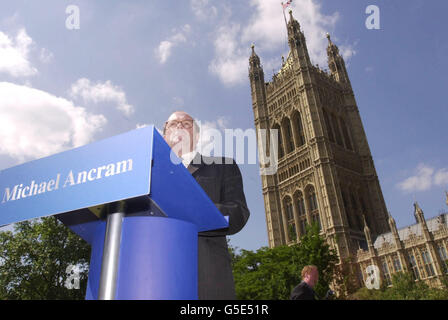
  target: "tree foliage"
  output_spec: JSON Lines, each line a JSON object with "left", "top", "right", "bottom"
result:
{"left": 0, "top": 216, "right": 91, "bottom": 299}
{"left": 349, "top": 272, "right": 448, "bottom": 300}
{"left": 231, "top": 222, "right": 339, "bottom": 299}
{"left": 331, "top": 255, "right": 362, "bottom": 299}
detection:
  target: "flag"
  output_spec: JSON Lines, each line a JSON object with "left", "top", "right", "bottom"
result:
{"left": 281, "top": 0, "right": 292, "bottom": 10}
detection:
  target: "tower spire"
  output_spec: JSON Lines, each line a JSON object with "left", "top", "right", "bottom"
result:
{"left": 249, "top": 43, "right": 261, "bottom": 69}
{"left": 388, "top": 211, "right": 401, "bottom": 245}
{"left": 388, "top": 211, "right": 396, "bottom": 229}
{"left": 414, "top": 201, "right": 431, "bottom": 238}
{"left": 286, "top": 10, "right": 311, "bottom": 67}
{"left": 445, "top": 190, "right": 448, "bottom": 207}
{"left": 414, "top": 201, "right": 424, "bottom": 222}
{"left": 363, "top": 214, "right": 372, "bottom": 246}
{"left": 326, "top": 32, "right": 351, "bottom": 86}
{"left": 248, "top": 42, "right": 267, "bottom": 120}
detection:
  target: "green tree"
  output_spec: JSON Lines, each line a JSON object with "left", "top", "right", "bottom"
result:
{"left": 231, "top": 222, "right": 338, "bottom": 299}
{"left": 331, "top": 255, "right": 362, "bottom": 299}
{"left": 0, "top": 216, "right": 91, "bottom": 299}
{"left": 349, "top": 272, "right": 448, "bottom": 300}
{"left": 293, "top": 222, "right": 339, "bottom": 298}
{"left": 379, "top": 272, "right": 428, "bottom": 300}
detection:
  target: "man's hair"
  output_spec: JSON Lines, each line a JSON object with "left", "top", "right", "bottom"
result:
{"left": 301, "top": 265, "right": 318, "bottom": 279}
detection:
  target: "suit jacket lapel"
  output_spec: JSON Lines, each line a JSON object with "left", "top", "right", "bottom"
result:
{"left": 187, "top": 152, "right": 203, "bottom": 175}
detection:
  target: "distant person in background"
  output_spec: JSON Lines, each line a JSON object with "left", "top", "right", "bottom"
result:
{"left": 290, "top": 265, "right": 319, "bottom": 300}
{"left": 163, "top": 111, "right": 250, "bottom": 300}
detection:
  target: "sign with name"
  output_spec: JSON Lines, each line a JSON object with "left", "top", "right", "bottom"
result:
{"left": 0, "top": 126, "right": 154, "bottom": 227}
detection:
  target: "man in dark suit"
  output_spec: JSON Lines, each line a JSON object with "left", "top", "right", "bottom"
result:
{"left": 290, "top": 265, "right": 319, "bottom": 300}
{"left": 163, "top": 111, "right": 250, "bottom": 300}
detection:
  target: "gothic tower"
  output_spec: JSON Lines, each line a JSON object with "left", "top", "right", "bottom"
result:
{"left": 248, "top": 10, "right": 390, "bottom": 260}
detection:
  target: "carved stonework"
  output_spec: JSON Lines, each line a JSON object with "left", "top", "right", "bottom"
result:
{"left": 279, "top": 188, "right": 287, "bottom": 198}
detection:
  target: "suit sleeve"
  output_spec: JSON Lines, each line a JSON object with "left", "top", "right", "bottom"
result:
{"left": 290, "top": 285, "right": 314, "bottom": 300}
{"left": 290, "top": 289, "right": 307, "bottom": 300}
{"left": 199, "top": 159, "right": 250, "bottom": 237}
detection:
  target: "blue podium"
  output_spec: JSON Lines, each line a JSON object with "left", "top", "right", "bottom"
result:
{"left": 0, "top": 126, "right": 228, "bottom": 300}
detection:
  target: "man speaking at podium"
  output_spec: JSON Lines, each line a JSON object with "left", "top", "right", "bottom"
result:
{"left": 163, "top": 111, "right": 250, "bottom": 300}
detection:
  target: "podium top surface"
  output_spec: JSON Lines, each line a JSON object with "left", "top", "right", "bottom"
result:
{"left": 0, "top": 126, "right": 228, "bottom": 233}
{"left": 0, "top": 127, "right": 153, "bottom": 227}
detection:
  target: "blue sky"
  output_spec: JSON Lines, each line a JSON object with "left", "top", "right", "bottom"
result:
{"left": 0, "top": 0, "right": 447, "bottom": 252}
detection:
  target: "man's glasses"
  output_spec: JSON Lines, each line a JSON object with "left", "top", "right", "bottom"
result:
{"left": 165, "top": 120, "right": 194, "bottom": 129}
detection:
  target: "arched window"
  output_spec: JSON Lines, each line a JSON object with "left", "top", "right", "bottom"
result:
{"left": 312, "top": 212, "right": 321, "bottom": 230}
{"left": 306, "top": 186, "right": 321, "bottom": 230}
{"left": 289, "top": 224, "right": 297, "bottom": 242}
{"left": 351, "top": 193, "right": 363, "bottom": 231}
{"left": 299, "top": 218, "right": 307, "bottom": 235}
{"left": 295, "top": 192, "right": 308, "bottom": 236}
{"left": 340, "top": 118, "right": 353, "bottom": 150}
{"left": 273, "top": 124, "right": 284, "bottom": 159}
{"left": 437, "top": 245, "right": 448, "bottom": 274}
{"left": 284, "top": 197, "right": 294, "bottom": 221}
{"left": 359, "top": 195, "right": 367, "bottom": 214}
{"left": 308, "top": 190, "right": 318, "bottom": 212}
{"left": 382, "top": 259, "right": 392, "bottom": 286}
{"left": 331, "top": 114, "right": 344, "bottom": 147}
{"left": 294, "top": 112, "right": 306, "bottom": 147}
{"left": 421, "top": 250, "right": 435, "bottom": 277}
{"left": 341, "top": 190, "right": 352, "bottom": 229}
{"left": 408, "top": 253, "right": 420, "bottom": 280}
{"left": 284, "top": 196, "right": 297, "bottom": 241}
{"left": 392, "top": 254, "right": 402, "bottom": 272}
{"left": 323, "top": 109, "right": 335, "bottom": 142}
{"left": 282, "top": 118, "right": 294, "bottom": 154}
{"left": 297, "top": 196, "right": 306, "bottom": 217}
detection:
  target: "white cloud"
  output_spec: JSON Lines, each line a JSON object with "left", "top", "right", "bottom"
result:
{"left": 241, "top": 0, "right": 290, "bottom": 51}
{"left": 397, "top": 163, "right": 448, "bottom": 193}
{"left": 39, "top": 47, "right": 54, "bottom": 64}
{"left": 0, "top": 28, "right": 37, "bottom": 77}
{"left": 243, "top": 0, "right": 340, "bottom": 65}
{"left": 180, "top": 24, "right": 191, "bottom": 34}
{"left": 339, "top": 42, "right": 357, "bottom": 62}
{"left": 209, "top": 23, "right": 248, "bottom": 86}
{"left": 435, "top": 168, "right": 448, "bottom": 186}
{"left": 70, "top": 78, "right": 134, "bottom": 117}
{"left": 397, "top": 164, "right": 434, "bottom": 192}
{"left": 209, "top": 0, "right": 349, "bottom": 86}
{"left": 156, "top": 41, "right": 174, "bottom": 64}
{"left": 191, "top": 0, "right": 218, "bottom": 20}
{"left": 155, "top": 24, "right": 191, "bottom": 64}
{"left": 0, "top": 82, "right": 106, "bottom": 162}
{"left": 287, "top": 0, "right": 340, "bottom": 66}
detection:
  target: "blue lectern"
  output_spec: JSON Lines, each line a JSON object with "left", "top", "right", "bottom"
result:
{"left": 0, "top": 126, "right": 228, "bottom": 300}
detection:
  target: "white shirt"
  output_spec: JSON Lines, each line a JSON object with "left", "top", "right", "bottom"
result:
{"left": 181, "top": 150, "right": 198, "bottom": 168}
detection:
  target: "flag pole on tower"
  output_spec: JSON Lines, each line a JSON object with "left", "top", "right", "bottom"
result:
{"left": 281, "top": 0, "right": 292, "bottom": 29}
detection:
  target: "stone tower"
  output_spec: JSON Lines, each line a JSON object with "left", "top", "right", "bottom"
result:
{"left": 248, "top": 10, "right": 390, "bottom": 260}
